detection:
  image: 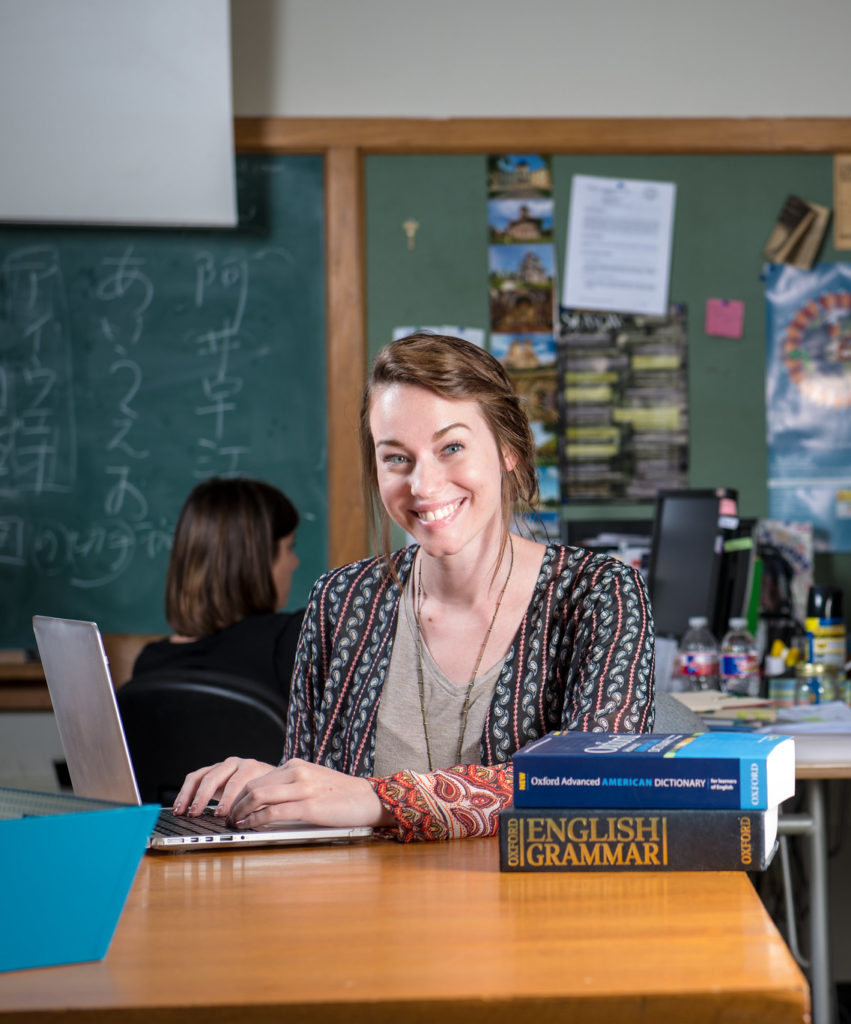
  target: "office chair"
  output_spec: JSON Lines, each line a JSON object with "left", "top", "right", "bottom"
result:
{"left": 653, "top": 692, "right": 707, "bottom": 733}
{"left": 116, "top": 670, "right": 287, "bottom": 805}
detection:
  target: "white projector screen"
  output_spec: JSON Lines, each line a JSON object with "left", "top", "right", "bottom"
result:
{"left": 0, "top": 0, "right": 236, "bottom": 227}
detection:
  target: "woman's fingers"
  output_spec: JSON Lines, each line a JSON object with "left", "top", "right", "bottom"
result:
{"left": 172, "top": 757, "right": 274, "bottom": 816}
{"left": 213, "top": 759, "right": 275, "bottom": 816}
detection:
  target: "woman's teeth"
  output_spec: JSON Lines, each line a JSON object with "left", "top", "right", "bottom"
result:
{"left": 416, "top": 500, "right": 461, "bottom": 523}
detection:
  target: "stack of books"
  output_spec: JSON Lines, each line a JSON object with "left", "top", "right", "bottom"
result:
{"left": 499, "top": 732, "right": 795, "bottom": 872}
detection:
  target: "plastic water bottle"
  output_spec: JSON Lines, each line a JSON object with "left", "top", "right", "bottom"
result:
{"left": 720, "top": 617, "right": 761, "bottom": 697}
{"left": 676, "top": 616, "right": 719, "bottom": 691}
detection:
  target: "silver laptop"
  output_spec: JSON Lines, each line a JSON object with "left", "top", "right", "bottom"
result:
{"left": 32, "top": 615, "right": 373, "bottom": 852}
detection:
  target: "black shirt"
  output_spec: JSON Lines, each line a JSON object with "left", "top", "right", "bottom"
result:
{"left": 131, "top": 610, "right": 305, "bottom": 709}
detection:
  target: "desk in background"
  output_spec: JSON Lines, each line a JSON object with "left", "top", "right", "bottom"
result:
{"left": 0, "top": 836, "right": 808, "bottom": 1023}
{"left": 0, "top": 661, "right": 50, "bottom": 712}
{"left": 0, "top": 636, "right": 159, "bottom": 791}
{"left": 0, "top": 634, "right": 159, "bottom": 712}
{"left": 779, "top": 732, "right": 851, "bottom": 1024}
{"left": 675, "top": 690, "right": 851, "bottom": 1024}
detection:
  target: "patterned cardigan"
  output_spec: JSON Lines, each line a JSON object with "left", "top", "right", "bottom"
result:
{"left": 284, "top": 543, "right": 655, "bottom": 842}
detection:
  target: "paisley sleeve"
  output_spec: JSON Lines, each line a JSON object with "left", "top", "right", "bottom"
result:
{"left": 283, "top": 576, "right": 326, "bottom": 763}
{"left": 562, "top": 558, "right": 655, "bottom": 734}
{"left": 368, "top": 762, "right": 513, "bottom": 842}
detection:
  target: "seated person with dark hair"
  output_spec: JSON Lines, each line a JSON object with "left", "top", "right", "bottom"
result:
{"left": 131, "top": 476, "right": 304, "bottom": 707}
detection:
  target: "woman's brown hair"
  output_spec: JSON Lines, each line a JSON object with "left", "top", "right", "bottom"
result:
{"left": 359, "top": 332, "right": 539, "bottom": 565}
{"left": 164, "top": 477, "right": 299, "bottom": 637}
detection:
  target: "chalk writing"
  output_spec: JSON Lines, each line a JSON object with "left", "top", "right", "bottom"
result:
{"left": 107, "top": 359, "right": 149, "bottom": 459}
{"left": 0, "top": 246, "right": 76, "bottom": 495}
{"left": 0, "top": 516, "right": 24, "bottom": 566}
{"left": 0, "top": 245, "right": 285, "bottom": 592}
{"left": 95, "top": 247, "right": 152, "bottom": 549}
{"left": 192, "top": 252, "right": 251, "bottom": 477}
{"left": 31, "top": 517, "right": 136, "bottom": 589}
{"left": 95, "top": 248, "right": 153, "bottom": 352}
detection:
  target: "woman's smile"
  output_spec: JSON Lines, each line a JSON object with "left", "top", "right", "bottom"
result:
{"left": 413, "top": 498, "right": 465, "bottom": 524}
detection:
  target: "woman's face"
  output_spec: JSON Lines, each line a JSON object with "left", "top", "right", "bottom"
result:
{"left": 272, "top": 531, "right": 299, "bottom": 608}
{"left": 369, "top": 383, "right": 513, "bottom": 560}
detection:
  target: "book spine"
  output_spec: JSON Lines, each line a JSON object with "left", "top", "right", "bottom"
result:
{"left": 513, "top": 753, "right": 767, "bottom": 810}
{"left": 498, "top": 807, "right": 773, "bottom": 872}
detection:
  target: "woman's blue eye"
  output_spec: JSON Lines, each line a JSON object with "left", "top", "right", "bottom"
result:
{"left": 383, "top": 453, "right": 407, "bottom": 465}
{"left": 443, "top": 442, "right": 463, "bottom": 455}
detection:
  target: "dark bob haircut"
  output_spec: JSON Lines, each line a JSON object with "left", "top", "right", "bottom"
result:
{"left": 164, "top": 476, "right": 298, "bottom": 637}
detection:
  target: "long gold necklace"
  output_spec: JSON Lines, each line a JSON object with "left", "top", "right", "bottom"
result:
{"left": 414, "top": 535, "right": 515, "bottom": 772}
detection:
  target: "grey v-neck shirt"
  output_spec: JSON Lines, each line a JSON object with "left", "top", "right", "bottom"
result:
{"left": 372, "top": 577, "right": 505, "bottom": 776}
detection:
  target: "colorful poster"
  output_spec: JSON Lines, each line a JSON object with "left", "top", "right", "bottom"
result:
{"left": 764, "top": 262, "right": 851, "bottom": 551}
{"left": 557, "top": 305, "right": 689, "bottom": 502}
{"left": 488, "top": 155, "right": 558, "bottom": 520}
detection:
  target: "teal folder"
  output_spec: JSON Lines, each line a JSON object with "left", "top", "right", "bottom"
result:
{"left": 0, "top": 788, "right": 160, "bottom": 972}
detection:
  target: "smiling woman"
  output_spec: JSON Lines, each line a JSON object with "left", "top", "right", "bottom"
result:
{"left": 174, "top": 334, "right": 656, "bottom": 841}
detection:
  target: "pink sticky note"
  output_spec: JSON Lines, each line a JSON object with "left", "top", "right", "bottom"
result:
{"left": 705, "top": 298, "right": 745, "bottom": 338}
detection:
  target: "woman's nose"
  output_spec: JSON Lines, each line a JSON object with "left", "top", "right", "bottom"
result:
{"left": 410, "top": 458, "right": 442, "bottom": 497}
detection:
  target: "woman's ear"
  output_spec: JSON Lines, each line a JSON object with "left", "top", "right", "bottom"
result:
{"left": 502, "top": 447, "right": 518, "bottom": 473}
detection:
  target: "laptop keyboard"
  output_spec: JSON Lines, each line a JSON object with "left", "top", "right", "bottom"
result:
{"left": 155, "top": 808, "right": 238, "bottom": 836}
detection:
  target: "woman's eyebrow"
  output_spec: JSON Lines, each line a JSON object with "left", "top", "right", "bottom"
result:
{"left": 433, "top": 421, "right": 471, "bottom": 440}
{"left": 375, "top": 421, "right": 471, "bottom": 448}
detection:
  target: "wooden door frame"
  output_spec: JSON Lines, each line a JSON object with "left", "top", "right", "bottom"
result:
{"left": 234, "top": 117, "right": 851, "bottom": 568}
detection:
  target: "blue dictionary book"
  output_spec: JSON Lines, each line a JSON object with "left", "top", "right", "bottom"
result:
{"left": 513, "top": 732, "right": 795, "bottom": 810}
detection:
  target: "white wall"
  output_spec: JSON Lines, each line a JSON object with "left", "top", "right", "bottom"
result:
{"left": 231, "top": 0, "right": 851, "bottom": 118}
{"left": 0, "top": 0, "right": 235, "bottom": 226}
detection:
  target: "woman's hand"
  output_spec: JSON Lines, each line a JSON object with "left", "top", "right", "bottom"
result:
{"left": 172, "top": 757, "right": 275, "bottom": 818}
{"left": 225, "top": 758, "right": 395, "bottom": 830}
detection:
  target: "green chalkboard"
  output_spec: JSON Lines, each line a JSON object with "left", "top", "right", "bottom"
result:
{"left": 0, "top": 155, "right": 326, "bottom": 649}
{"left": 365, "top": 152, "right": 849, "bottom": 597}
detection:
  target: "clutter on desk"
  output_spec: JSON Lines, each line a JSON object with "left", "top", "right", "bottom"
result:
{"left": 758, "top": 700, "right": 851, "bottom": 734}
{"left": 671, "top": 689, "right": 778, "bottom": 730}
{"left": 804, "top": 584, "right": 846, "bottom": 669}
{"left": 794, "top": 661, "right": 849, "bottom": 707}
{"left": 719, "top": 617, "right": 760, "bottom": 697}
{"left": 676, "top": 615, "right": 719, "bottom": 692}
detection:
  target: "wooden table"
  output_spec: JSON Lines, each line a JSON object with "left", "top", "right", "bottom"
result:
{"left": 0, "top": 836, "right": 809, "bottom": 1023}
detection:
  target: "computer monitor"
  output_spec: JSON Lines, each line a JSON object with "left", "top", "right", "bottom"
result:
{"left": 646, "top": 488, "right": 740, "bottom": 641}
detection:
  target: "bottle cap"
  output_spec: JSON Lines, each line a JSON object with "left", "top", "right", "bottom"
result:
{"left": 687, "top": 616, "right": 708, "bottom": 627}
{"left": 728, "top": 617, "right": 747, "bottom": 629}
{"left": 764, "top": 655, "right": 787, "bottom": 677}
